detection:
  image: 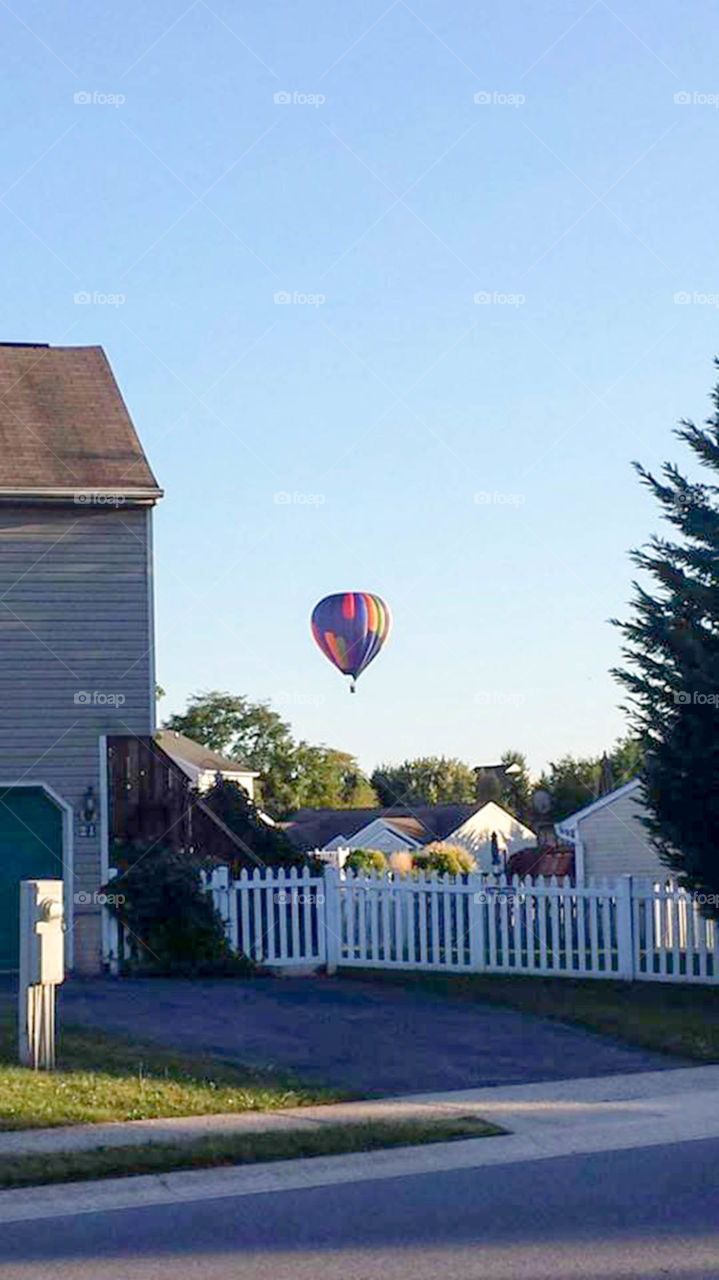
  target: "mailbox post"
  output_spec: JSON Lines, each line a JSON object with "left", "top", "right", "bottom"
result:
{"left": 18, "top": 879, "right": 65, "bottom": 1069}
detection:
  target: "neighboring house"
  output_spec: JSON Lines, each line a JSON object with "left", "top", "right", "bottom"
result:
{"left": 323, "top": 817, "right": 426, "bottom": 857}
{"left": 284, "top": 804, "right": 476, "bottom": 855}
{"left": 449, "top": 802, "right": 537, "bottom": 872}
{"left": 155, "top": 730, "right": 257, "bottom": 799}
{"left": 285, "top": 801, "right": 536, "bottom": 869}
{"left": 0, "top": 344, "right": 162, "bottom": 974}
{"left": 555, "top": 778, "right": 666, "bottom": 884}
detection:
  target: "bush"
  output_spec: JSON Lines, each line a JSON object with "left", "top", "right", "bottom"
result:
{"left": 344, "top": 848, "right": 387, "bottom": 875}
{"left": 412, "top": 842, "right": 476, "bottom": 877}
{"left": 106, "top": 844, "right": 254, "bottom": 977}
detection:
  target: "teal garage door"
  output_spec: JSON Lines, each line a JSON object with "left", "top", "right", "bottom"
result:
{"left": 0, "top": 788, "right": 64, "bottom": 971}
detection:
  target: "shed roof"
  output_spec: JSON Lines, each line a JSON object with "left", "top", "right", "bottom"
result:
{"left": 0, "top": 344, "right": 161, "bottom": 500}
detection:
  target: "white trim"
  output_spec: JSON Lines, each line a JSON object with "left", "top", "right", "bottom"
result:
{"left": 574, "top": 831, "right": 586, "bottom": 885}
{"left": 555, "top": 779, "right": 642, "bottom": 839}
{"left": 146, "top": 507, "right": 157, "bottom": 734}
{"left": 0, "top": 780, "right": 74, "bottom": 970}
{"left": 98, "top": 736, "right": 110, "bottom": 964}
{"left": 0, "top": 487, "right": 162, "bottom": 501}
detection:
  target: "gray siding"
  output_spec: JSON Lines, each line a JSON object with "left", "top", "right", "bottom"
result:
{"left": 580, "top": 791, "right": 666, "bottom": 881}
{"left": 0, "top": 503, "right": 154, "bottom": 971}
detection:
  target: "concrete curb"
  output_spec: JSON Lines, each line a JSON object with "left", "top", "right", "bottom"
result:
{"left": 3, "top": 1062, "right": 718, "bottom": 1156}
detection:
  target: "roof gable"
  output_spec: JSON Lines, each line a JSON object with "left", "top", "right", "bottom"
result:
{"left": 0, "top": 344, "right": 161, "bottom": 499}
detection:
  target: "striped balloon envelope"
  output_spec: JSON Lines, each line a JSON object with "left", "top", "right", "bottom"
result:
{"left": 311, "top": 592, "right": 392, "bottom": 691}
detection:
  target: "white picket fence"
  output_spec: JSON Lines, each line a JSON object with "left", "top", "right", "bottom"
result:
{"left": 206, "top": 866, "right": 719, "bottom": 985}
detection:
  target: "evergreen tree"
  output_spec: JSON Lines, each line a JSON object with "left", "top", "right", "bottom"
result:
{"left": 613, "top": 361, "right": 719, "bottom": 907}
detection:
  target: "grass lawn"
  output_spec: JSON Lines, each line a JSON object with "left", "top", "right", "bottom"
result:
{"left": 0, "top": 1012, "right": 344, "bottom": 1130}
{"left": 0, "top": 1115, "right": 503, "bottom": 1189}
{"left": 345, "top": 970, "right": 719, "bottom": 1061}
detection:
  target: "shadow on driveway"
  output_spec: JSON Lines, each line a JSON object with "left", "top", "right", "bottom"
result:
{"left": 59, "top": 974, "right": 683, "bottom": 1095}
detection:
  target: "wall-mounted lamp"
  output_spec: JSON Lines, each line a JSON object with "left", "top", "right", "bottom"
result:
{"left": 81, "top": 785, "right": 98, "bottom": 824}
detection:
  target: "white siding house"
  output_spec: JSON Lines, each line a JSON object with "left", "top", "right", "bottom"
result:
{"left": 0, "top": 343, "right": 162, "bottom": 974}
{"left": 556, "top": 779, "right": 666, "bottom": 884}
{"left": 323, "top": 817, "right": 424, "bottom": 856}
{"left": 155, "top": 730, "right": 257, "bottom": 799}
{"left": 448, "top": 802, "right": 537, "bottom": 871}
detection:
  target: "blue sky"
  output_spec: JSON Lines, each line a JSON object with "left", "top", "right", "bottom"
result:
{"left": 2, "top": 0, "right": 718, "bottom": 776}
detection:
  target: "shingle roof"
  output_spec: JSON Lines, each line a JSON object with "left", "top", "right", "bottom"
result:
{"left": 0, "top": 344, "right": 161, "bottom": 499}
{"left": 155, "top": 730, "right": 256, "bottom": 775}
{"left": 283, "top": 804, "right": 476, "bottom": 851}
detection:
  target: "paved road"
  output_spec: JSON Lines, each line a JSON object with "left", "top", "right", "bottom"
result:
{"left": 1, "top": 1137, "right": 718, "bottom": 1277}
{"left": 56, "top": 975, "right": 680, "bottom": 1094}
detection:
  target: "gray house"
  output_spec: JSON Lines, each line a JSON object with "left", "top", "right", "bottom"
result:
{"left": 0, "top": 343, "right": 162, "bottom": 973}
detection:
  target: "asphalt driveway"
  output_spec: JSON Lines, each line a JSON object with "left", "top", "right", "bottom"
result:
{"left": 52, "top": 975, "right": 682, "bottom": 1095}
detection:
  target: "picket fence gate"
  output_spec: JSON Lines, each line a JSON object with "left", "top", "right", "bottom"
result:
{"left": 204, "top": 866, "right": 719, "bottom": 985}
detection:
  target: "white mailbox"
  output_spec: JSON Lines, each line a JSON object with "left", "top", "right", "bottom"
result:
{"left": 20, "top": 880, "right": 65, "bottom": 986}
{"left": 18, "top": 879, "right": 65, "bottom": 1069}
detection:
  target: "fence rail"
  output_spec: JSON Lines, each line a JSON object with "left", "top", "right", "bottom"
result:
{"left": 203, "top": 868, "right": 719, "bottom": 984}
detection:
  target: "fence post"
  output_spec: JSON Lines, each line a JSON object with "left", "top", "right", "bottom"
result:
{"left": 467, "top": 873, "right": 483, "bottom": 971}
{"left": 104, "top": 867, "right": 120, "bottom": 976}
{"left": 616, "top": 875, "right": 634, "bottom": 979}
{"left": 323, "top": 865, "right": 341, "bottom": 974}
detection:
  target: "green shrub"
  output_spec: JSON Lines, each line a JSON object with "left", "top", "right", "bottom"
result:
{"left": 105, "top": 844, "right": 254, "bottom": 977}
{"left": 344, "top": 848, "right": 387, "bottom": 875}
{"left": 412, "top": 842, "right": 476, "bottom": 877}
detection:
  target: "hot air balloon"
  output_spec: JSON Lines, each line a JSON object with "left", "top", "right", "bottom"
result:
{"left": 311, "top": 592, "right": 392, "bottom": 692}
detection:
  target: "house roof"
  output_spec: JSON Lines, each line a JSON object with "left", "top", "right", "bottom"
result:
{"left": 507, "top": 845, "right": 575, "bottom": 880}
{"left": 0, "top": 344, "right": 162, "bottom": 500}
{"left": 555, "top": 778, "right": 641, "bottom": 838}
{"left": 283, "top": 803, "right": 476, "bottom": 852}
{"left": 155, "top": 730, "right": 256, "bottom": 776}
